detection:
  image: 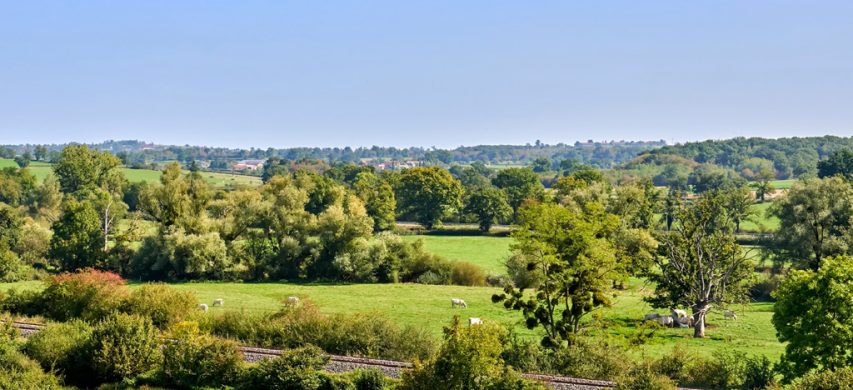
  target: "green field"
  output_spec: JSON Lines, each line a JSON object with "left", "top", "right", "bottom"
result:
{"left": 0, "top": 159, "right": 261, "bottom": 187}
{"left": 769, "top": 179, "right": 795, "bottom": 189}
{"left": 401, "top": 235, "right": 512, "bottom": 274}
{"left": 0, "top": 278, "right": 782, "bottom": 360}
{"left": 740, "top": 202, "right": 780, "bottom": 232}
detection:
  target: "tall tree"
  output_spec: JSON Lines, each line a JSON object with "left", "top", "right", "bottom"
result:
{"left": 49, "top": 200, "right": 105, "bottom": 271}
{"left": 646, "top": 191, "right": 753, "bottom": 338}
{"left": 817, "top": 149, "right": 853, "bottom": 180}
{"left": 139, "top": 163, "right": 210, "bottom": 234}
{"left": 464, "top": 186, "right": 512, "bottom": 232}
{"left": 491, "top": 168, "right": 544, "bottom": 221}
{"left": 772, "top": 255, "right": 853, "bottom": 382}
{"left": 493, "top": 201, "right": 622, "bottom": 347}
{"left": 769, "top": 177, "right": 853, "bottom": 270}
{"left": 352, "top": 171, "right": 396, "bottom": 232}
{"left": 752, "top": 168, "right": 775, "bottom": 202}
{"left": 33, "top": 145, "right": 48, "bottom": 161}
{"left": 396, "top": 167, "right": 463, "bottom": 229}
{"left": 53, "top": 145, "right": 124, "bottom": 195}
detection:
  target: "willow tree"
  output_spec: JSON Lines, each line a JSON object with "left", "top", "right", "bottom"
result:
{"left": 646, "top": 191, "right": 753, "bottom": 338}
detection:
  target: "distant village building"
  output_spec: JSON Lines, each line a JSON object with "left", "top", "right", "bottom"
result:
{"left": 232, "top": 159, "right": 266, "bottom": 171}
{"left": 360, "top": 159, "right": 423, "bottom": 171}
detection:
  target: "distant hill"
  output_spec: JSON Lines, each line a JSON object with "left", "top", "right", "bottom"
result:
{"left": 1, "top": 139, "right": 666, "bottom": 168}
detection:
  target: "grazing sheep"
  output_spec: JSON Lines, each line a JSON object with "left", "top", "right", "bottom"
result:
{"left": 671, "top": 309, "right": 688, "bottom": 319}
{"left": 451, "top": 298, "right": 468, "bottom": 308}
{"left": 675, "top": 315, "right": 694, "bottom": 328}
{"left": 468, "top": 317, "right": 483, "bottom": 326}
{"left": 198, "top": 304, "right": 208, "bottom": 312}
{"left": 286, "top": 296, "right": 300, "bottom": 305}
{"left": 724, "top": 310, "right": 737, "bottom": 320}
{"left": 213, "top": 298, "right": 224, "bottom": 307}
{"left": 657, "top": 316, "right": 674, "bottom": 327}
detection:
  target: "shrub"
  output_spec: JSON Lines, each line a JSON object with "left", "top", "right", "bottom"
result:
{"left": 684, "top": 350, "right": 746, "bottom": 389}
{"left": 238, "top": 345, "right": 330, "bottom": 390}
{"left": 124, "top": 283, "right": 198, "bottom": 329}
{"left": 544, "top": 340, "right": 630, "bottom": 380}
{"left": 616, "top": 362, "right": 677, "bottom": 390}
{"left": 200, "top": 303, "right": 435, "bottom": 361}
{"left": 161, "top": 321, "right": 244, "bottom": 388}
{"left": 40, "top": 269, "right": 129, "bottom": 322}
{"left": 88, "top": 313, "right": 162, "bottom": 382}
{"left": 349, "top": 369, "right": 388, "bottom": 390}
{"left": 400, "top": 248, "right": 452, "bottom": 284}
{"left": 400, "top": 318, "right": 542, "bottom": 390}
{"left": 24, "top": 319, "right": 93, "bottom": 385}
{"left": 0, "top": 341, "right": 63, "bottom": 389}
{"left": 0, "top": 288, "right": 42, "bottom": 316}
{"left": 742, "top": 355, "right": 778, "bottom": 390}
{"left": 450, "top": 261, "right": 487, "bottom": 286}
{"left": 789, "top": 367, "right": 853, "bottom": 390}
{"left": 415, "top": 270, "right": 449, "bottom": 285}
{"left": 651, "top": 345, "right": 689, "bottom": 382}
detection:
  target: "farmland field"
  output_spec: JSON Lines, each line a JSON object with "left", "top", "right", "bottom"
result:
{"left": 0, "top": 278, "right": 782, "bottom": 360}
{"left": 0, "top": 158, "right": 261, "bottom": 187}
{"left": 400, "top": 235, "right": 512, "bottom": 274}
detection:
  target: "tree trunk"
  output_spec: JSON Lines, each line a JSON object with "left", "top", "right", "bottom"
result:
{"left": 692, "top": 306, "right": 707, "bottom": 338}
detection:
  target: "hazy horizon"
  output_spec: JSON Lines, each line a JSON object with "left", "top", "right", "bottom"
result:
{"left": 3, "top": 1, "right": 852, "bottom": 148}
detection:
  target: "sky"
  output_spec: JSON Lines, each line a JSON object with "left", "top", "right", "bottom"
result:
{"left": 1, "top": 1, "right": 852, "bottom": 149}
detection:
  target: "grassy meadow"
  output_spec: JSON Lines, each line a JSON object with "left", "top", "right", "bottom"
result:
{"left": 400, "top": 235, "right": 512, "bottom": 274}
{"left": 0, "top": 232, "right": 784, "bottom": 361}
{"left": 0, "top": 158, "right": 261, "bottom": 187}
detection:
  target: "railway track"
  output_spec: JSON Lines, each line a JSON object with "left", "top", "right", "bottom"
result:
{"left": 8, "top": 321, "right": 613, "bottom": 389}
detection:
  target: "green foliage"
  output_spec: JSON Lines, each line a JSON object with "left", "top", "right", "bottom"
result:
{"left": 464, "top": 186, "right": 512, "bottom": 232}
{"left": 52, "top": 144, "right": 124, "bottom": 195}
{"left": 615, "top": 362, "right": 677, "bottom": 390}
{"left": 125, "top": 284, "right": 198, "bottom": 329}
{"left": 352, "top": 171, "right": 396, "bottom": 232}
{"left": 49, "top": 199, "right": 105, "bottom": 271}
{"left": 647, "top": 191, "right": 753, "bottom": 338}
{"left": 161, "top": 321, "right": 244, "bottom": 388}
{"left": 789, "top": 367, "right": 853, "bottom": 390}
{"left": 773, "top": 256, "right": 853, "bottom": 382}
{"left": 39, "top": 269, "right": 129, "bottom": 322}
{"left": 400, "top": 319, "right": 543, "bottom": 390}
{"left": 769, "top": 177, "right": 853, "bottom": 270}
{"left": 817, "top": 149, "right": 853, "bottom": 180}
{"left": 450, "top": 261, "right": 487, "bottom": 286}
{"left": 492, "top": 168, "right": 544, "bottom": 220}
{"left": 494, "top": 201, "right": 622, "bottom": 346}
{"left": 397, "top": 167, "right": 464, "bottom": 229}
{"left": 24, "top": 320, "right": 94, "bottom": 385}
{"left": 88, "top": 312, "right": 162, "bottom": 382}
{"left": 238, "top": 345, "right": 329, "bottom": 390}
{"left": 349, "top": 369, "right": 390, "bottom": 390}
{"left": 139, "top": 162, "right": 210, "bottom": 234}
{"left": 0, "top": 340, "right": 64, "bottom": 389}
{"left": 199, "top": 301, "right": 436, "bottom": 361}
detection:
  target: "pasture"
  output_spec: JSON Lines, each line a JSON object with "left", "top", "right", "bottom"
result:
{"left": 0, "top": 158, "right": 261, "bottom": 187}
{"left": 400, "top": 235, "right": 512, "bottom": 274}
{"left": 0, "top": 278, "right": 783, "bottom": 360}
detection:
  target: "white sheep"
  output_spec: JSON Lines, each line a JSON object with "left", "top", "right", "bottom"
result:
{"left": 468, "top": 317, "right": 483, "bottom": 326}
{"left": 286, "top": 296, "right": 300, "bottom": 305}
{"left": 671, "top": 309, "right": 688, "bottom": 319}
{"left": 724, "top": 310, "right": 737, "bottom": 320}
{"left": 451, "top": 298, "right": 468, "bottom": 308}
{"left": 656, "top": 316, "right": 674, "bottom": 327}
{"left": 644, "top": 313, "right": 661, "bottom": 321}
{"left": 198, "top": 304, "right": 209, "bottom": 312}
{"left": 213, "top": 298, "right": 224, "bottom": 307}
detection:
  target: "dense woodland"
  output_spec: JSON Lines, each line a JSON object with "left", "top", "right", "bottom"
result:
{"left": 1, "top": 139, "right": 853, "bottom": 388}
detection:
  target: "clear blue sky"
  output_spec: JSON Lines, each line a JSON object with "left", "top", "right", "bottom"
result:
{"left": 2, "top": 1, "right": 852, "bottom": 148}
